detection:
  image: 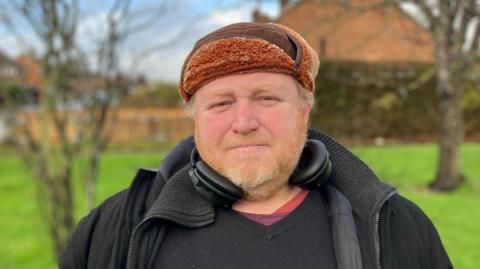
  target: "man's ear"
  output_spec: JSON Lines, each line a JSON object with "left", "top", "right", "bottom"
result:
{"left": 303, "top": 104, "right": 312, "bottom": 123}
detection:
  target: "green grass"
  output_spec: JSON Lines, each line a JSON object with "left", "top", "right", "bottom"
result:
{"left": 353, "top": 143, "right": 480, "bottom": 269}
{"left": 0, "top": 151, "right": 164, "bottom": 269}
{"left": 0, "top": 144, "right": 479, "bottom": 268}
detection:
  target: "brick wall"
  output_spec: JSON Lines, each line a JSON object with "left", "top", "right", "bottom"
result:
{"left": 273, "top": 0, "right": 435, "bottom": 64}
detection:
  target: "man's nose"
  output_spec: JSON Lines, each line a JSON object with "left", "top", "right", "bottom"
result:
{"left": 231, "top": 101, "right": 260, "bottom": 135}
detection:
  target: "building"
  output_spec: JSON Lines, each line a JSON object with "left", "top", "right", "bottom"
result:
{"left": 254, "top": 0, "right": 441, "bottom": 139}
{"left": 16, "top": 54, "right": 44, "bottom": 89}
{"left": 0, "top": 51, "right": 22, "bottom": 81}
{"left": 254, "top": 0, "right": 435, "bottom": 64}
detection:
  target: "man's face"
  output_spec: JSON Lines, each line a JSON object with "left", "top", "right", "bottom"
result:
{"left": 192, "top": 72, "right": 311, "bottom": 200}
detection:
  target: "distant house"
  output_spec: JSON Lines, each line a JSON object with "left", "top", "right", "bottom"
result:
{"left": 254, "top": 0, "right": 435, "bottom": 64}
{"left": 0, "top": 52, "right": 43, "bottom": 105}
{"left": 0, "top": 51, "right": 21, "bottom": 142}
{"left": 0, "top": 51, "right": 22, "bottom": 81}
{"left": 254, "top": 0, "right": 441, "bottom": 139}
{"left": 16, "top": 54, "right": 44, "bottom": 89}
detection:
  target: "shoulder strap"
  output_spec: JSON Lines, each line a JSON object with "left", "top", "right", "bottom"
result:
{"left": 323, "top": 184, "right": 363, "bottom": 269}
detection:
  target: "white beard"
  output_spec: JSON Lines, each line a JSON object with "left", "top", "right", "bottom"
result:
{"left": 218, "top": 131, "right": 307, "bottom": 201}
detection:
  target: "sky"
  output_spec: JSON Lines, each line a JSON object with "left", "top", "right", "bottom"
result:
{"left": 131, "top": 0, "right": 280, "bottom": 82}
{"left": 0, "top": 0, "right": 281, "bottom": 83}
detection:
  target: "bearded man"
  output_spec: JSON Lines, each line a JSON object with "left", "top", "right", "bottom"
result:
{"left": 61, "top": 22, "right": 452, "bottom": 269}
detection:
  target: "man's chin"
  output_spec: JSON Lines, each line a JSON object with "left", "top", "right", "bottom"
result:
{"left": 220, "top": 166, "right": 284, "bottom": 200}
{"left": 223, "top": 170, "right": 273, "bottom": 188}
{"left": 240, "top": 176, "right": 288, "bottom": 201}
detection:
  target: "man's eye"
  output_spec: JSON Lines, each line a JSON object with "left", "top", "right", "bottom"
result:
{"left": 258, "top": 96, "right": 278, "bottom": 103}
{"left": 210, "top": 101, "right": 231, "bottom": 109}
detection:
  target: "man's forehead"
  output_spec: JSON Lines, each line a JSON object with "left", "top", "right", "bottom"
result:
{"left": 198, "top": 87, "right": 276, "bottom": 100}
{"left": 194, "top": 72, "right": 297, "bottom": 97}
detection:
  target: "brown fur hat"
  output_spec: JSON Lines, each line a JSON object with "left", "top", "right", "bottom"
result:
{"left": 179, "top": 22, "right": 319, "bottom": 102}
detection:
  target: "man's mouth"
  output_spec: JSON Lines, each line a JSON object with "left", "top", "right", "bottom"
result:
{"left": 229, "top": 144, "right": 268, "bottom": 151}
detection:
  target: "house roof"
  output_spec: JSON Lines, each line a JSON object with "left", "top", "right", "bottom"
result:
{"left": 269, "top": 0, "right": 435, "bottom": 64}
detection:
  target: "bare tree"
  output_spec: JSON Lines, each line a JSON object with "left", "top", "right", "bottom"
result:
{"left": 6, "top": 0, "right": 83, "bottom": 259}
{"left": 390, "top": 0, "right": 480, "bottom": 190}
{"left": 0, "top": 0, "right": 187, "bottom": 260}
{"left": 78, "top": 0, "right": 172, "bottom": 212}
{"left": 298, "top": 0, "right": 477, "bottom": 190}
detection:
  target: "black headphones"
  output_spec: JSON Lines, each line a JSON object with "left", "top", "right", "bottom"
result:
{"left": 189, "top": 139, "right": 332, "bottom": 208}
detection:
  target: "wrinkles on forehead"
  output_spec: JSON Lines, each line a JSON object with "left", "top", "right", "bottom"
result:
{"left": 185, "top": 73, "right": 314, "bottom": 118}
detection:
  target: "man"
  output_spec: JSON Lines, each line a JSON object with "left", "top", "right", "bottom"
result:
{"left": 61, "top": 22, "right": 452, "bottom": 269}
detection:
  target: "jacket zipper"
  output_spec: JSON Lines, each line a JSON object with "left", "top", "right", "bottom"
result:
{"left": 126, "top": 213, "right": 212, "bottom": 269}
{"left": 126, "top": 217, "right": 150, "bottom": 269}
{"left": 373, "top": 190, "right": 396, "bottom": 269}
{"left": 375, "top": 209, "right": 382, "bottom": 269}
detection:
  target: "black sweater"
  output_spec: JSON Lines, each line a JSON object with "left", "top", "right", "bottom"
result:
{"left": 60, "top": 130, "right": 453, "bottom": 269}
{"left": 154, "top": 188, "right": 337, "bottom": 269}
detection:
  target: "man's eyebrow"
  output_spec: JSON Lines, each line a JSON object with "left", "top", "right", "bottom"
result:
{"left": 252, "top": 88, "right": 267, "bottom": 93}
{"left": 209, "top": 91, "right": 233, "bottom": 98}
{"left": 201, "top": 90, "right": 234, "bottom": 101}
{"left": 252, "top": 87, "right": 277, "bottom": 95}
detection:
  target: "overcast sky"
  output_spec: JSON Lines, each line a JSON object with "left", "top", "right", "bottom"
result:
{"left": 0, "top": 0, "right": 280, "bottom": 83}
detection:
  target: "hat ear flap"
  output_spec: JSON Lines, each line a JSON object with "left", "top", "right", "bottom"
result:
{"left": 272, "top": 23, "right": 320, "bottom": 90}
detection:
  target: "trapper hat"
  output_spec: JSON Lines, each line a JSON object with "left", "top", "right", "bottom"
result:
{"left": 178, "top": 22, "right": 320, "bottom": 102}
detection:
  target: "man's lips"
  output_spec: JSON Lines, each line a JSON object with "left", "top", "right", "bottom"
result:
{"left": 229, "top": 144, "right": 268, "bottom": 151}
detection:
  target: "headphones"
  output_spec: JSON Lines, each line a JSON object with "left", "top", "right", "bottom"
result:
{"left": 189, "top": 139, "right": 332, "bottom": 208}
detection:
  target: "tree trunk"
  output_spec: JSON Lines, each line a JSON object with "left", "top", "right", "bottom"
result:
{"left": 86, "top": 149, "right": 99, "bottom": 211}
{"left": 35, "top": 171, "right": 75, "bottom": 261}
{"left": 429, "top": 31, "right": 465, "bottom": 190}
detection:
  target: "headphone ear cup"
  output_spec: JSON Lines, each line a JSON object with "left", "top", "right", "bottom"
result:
{"left": 189, "top": 148, "right": 244, "bottom": 208}
{"left": 289, "top": 139, "right": 332, "bottom": 189}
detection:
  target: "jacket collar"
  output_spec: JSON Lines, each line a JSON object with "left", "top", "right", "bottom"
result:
{"left": 307, "top": 130, "right": 396, "bottom": 219}
{"left": 146, "top": 129, "right": 395, "bottom": 226}
{"left": 145, "top": 165, "right": 215, "bottom": 227}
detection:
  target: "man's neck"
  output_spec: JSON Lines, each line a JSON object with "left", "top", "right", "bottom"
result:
{"left": 232, "top": 185, "right": 302, "bottom": 214}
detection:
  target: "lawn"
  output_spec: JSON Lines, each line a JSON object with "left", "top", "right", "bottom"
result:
{"left": 0, "top": 152, "right": 164, "bottom": 269}
{"left": 354, "top": 144, "right": 480, "bottom": 269}
{"left": 0, "top": 143, "right": 479, "bottom": 268}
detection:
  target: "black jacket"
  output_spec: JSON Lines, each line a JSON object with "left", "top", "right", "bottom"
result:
{"left": 61, "top": 130, "right": 453, "bottom": 269}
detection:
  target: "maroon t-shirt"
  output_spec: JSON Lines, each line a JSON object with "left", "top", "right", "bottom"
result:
{"left": 236, "top": 189, "right": 309, "bottom": 225}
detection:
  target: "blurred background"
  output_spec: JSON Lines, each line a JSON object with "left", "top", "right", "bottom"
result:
{"left": 0, "top": 0, "right": 479, "bottom": 268}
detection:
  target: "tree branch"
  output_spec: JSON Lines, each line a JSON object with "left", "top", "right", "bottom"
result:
{"left": 411, "top": 0, "right": 437, "bottom": 30}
